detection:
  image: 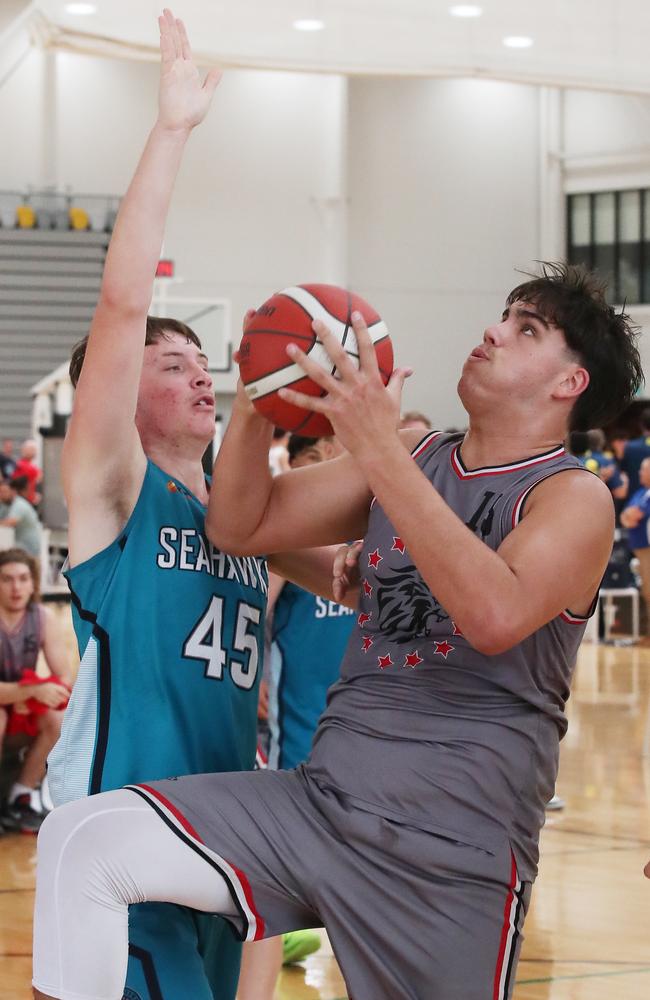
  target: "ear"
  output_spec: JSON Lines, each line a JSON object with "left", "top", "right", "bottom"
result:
{"left": 553, "top": 365, "right": 590, "bottom": 403}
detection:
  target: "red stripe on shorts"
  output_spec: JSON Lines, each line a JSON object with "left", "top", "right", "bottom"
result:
{"left": 492, "top": 853, "right": 518, "bottom": 1000}
{"left": 137, "top": 783, "right": 205, "bottom": 843}
{"left": 136, "top": 782, "right": 266, "bottom": 941}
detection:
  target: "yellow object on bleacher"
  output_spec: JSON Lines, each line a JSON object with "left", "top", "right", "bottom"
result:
{"left": 69, "top": 207, "right": 90, "bottom": 231}
{"left": 16, "top": 204, "right": 36, "bottom": 228}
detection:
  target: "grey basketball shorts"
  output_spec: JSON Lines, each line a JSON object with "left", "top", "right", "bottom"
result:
{"left": 131, "top": 766, "right": 531, "bottom": 1000}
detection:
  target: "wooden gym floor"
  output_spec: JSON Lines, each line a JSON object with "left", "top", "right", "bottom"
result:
{"left": 1, "top": 605, "right": 650, "bottom": 999}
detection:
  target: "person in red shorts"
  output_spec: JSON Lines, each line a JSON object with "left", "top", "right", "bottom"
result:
{"left": 0, "top": 548, "right": 72, "bottom": 833}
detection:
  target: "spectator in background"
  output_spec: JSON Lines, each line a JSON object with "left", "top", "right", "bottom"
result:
{"left": 580, "top": 429, "right": 628, "bottom": 501}
{"left": 620, "top": 409, "right": 650, "bottom": 496}
{"left": 400, "top": 410, "right": 432, "bottom": 431}
{"left": 14, "top": 439, "right": 42, "bottom": 506}
{"left": 0, "top": 548, "right": 71, "bottom": 833}
{"left": 268, "top": 426, "right": 291, "bottom": 477}
{"left": 620, "top": 456, "right": 650, "bottom": 642}
{"left": 0, "top": 440, "right": 16, "bottom": 481}
{"left": 0, "top": 478, "right": 42, "bottom": 558}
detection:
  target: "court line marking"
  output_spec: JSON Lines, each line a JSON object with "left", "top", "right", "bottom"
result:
{"left": 516, "top": 966, "right": 650, "bottom": 985}
{"left": 519, "top": 958, "right": 650, "bottom": 966}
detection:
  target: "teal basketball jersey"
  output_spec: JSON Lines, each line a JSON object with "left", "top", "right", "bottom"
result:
{"left": 268, "top": 583, "right": 355, "bottom": 770}
{"left": 49, "top": 460, "right": 268, "bottom": 802}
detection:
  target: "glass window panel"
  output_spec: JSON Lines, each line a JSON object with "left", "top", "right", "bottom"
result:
{"left": 619, "top": 245, "right": 641, "bottom": 303}
{"left": 644, "top": 190, "right": 650, "bottom": 239}
{"left": 594, "top": 192, "right": 616, "bottom": 245}
{"left": 619, "top": 190, "right": 641, "bottom": 242}
{"left": 570, "top": 194, "right": 591, "bottom": 246}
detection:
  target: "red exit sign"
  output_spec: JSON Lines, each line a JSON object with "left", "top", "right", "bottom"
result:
{"left": 156, "top": 259, "right": 175, "bottom": 278}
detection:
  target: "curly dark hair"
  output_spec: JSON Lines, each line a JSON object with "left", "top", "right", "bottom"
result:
{"left": 68, "top": 316, "right": 202, "bottom": 388}
{"left": 506, "top": 262, "right": 643, "bottom": 430}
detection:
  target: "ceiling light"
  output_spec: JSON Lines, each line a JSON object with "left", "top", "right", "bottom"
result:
{"left": 448, "top": 5, "right": 483, "bottom": 17}
{"left": 503, "top": 35, "right": 534, "bottom": 48}
{"left": 292, "top": 19, "right": 325, "bottom": 31}
{"left": 64, "top": 2, "right": 97, "bottom": 13}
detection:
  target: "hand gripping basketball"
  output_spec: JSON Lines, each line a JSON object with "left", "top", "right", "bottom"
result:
{"left": 239, "top": 284, "right": 394, "bottom": 436}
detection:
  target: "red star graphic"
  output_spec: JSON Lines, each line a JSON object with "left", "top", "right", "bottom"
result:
{"left": 361, "top": 636, "right": 374, "bottom": 653}
{"left": 434, "top": 640, "right": 454, "bottom": 659}
{"left": 358, "top": 612, "right": 372, "bottom": 627}
{"left": 362, "top": 579, "right": 373, "bottom": 597}
{"left": 377, "top": 653, "right": 393, "bottom": 669}
{"left": 368, "top": 548, "right": 383, "bottom": 569}
{"left": 403, "top": 651, "right": 423, "bottom": 668}
{"left": 452, "top": 622, "right": 464, "bottom": 637}
{"left": 391, "top": 536, "right": 406, "bottom": 554}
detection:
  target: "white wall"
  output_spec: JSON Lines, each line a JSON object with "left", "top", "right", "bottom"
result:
{"left": 348, "top": 76, "right": 542, "bottom": 427}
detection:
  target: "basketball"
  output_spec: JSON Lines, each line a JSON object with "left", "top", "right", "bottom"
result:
{"left": 239, "top": 283, "right": 393, "bottom": 436}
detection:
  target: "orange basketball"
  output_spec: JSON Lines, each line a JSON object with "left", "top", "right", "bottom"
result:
{"left": 239, "top": 283, "right": 393, "bottom": 436}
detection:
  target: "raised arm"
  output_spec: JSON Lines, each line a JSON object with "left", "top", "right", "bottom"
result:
{"left": 62, "top": 10, "right": 220, "bottom": 561}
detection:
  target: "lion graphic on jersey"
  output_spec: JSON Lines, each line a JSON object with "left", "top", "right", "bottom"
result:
{"left": 375, "top": 564, "right": 449, "bottom": 638}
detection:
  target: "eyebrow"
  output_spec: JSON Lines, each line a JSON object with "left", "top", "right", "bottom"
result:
{"left": 160, "top": 350, "right": 210, "bottom": 365}
{"left": 515, "top": 306, "right": 550, "bottom": 329}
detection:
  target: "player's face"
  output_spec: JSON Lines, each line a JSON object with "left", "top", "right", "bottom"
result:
{"left": 136, "top": 334, "right": 216, "bottom": 445}
{"left": 290, "top": 445, "right": 325, "bottom": 468}
{"left": 0, "top": 563, "right": 34, "bottom": 615}
{"left": 458, "top": 301, "right": 583, "bottom": 417}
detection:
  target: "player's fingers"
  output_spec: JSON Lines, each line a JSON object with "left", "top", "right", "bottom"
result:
{"left": 203, "top": 68, "right": 223, "bottom": 97}
{"left": 350, "top": 310, "right": 380, "bottom": 376}
{"left": 286, "top": 342, "right": 339, "bottom": 393}
{"left": 333, "top": 543, "right": 352, "bottom": 579}
{"left": 159, "top": 15, "right": 174, "bottom": 64}
{"left": 311, "top": 320, "right": 357, "bottom": 379}
{"left": 386, "top": 366, "right": 413, "bottom": 404}
{"left": 163, "top": 8, "right": 181, "bottom": 60}
{"left": 346, "top": 540, "right": 364, "bottom": 570}
{"left": 278, "top": 385, "right": 328, "bottom": 413}
{"left": 176, "top": 17, "right": 192, "bottom": 60}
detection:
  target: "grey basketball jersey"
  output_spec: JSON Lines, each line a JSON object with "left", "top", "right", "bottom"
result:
{"left": 0, "top": 603, "right": 42, "bottom": 683}
{"left": 307, "top": 431, "right": 592, "bottom": 879}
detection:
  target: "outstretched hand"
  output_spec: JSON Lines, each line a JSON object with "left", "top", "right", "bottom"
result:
{"left": 157, "top": 8, "right": 221, "bottom": 132}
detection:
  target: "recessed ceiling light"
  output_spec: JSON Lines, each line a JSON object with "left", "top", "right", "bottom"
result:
{"left": 449, "top": 5, "right": 483, "bottom": 17}
{"left": 503, "top": 35, "right": 534, "bottom": 48}
{"left": 292, "top": 18, "right": 325, "bottom": 31}
{"left": 64, "top": 2, "right": 97, "bottom": 13}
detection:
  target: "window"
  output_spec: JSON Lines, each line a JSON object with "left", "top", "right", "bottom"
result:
{"left": 567, "top": 189, "right": 650, "bottom": 304}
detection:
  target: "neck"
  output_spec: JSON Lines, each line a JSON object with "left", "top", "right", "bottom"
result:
{"left": 0, "top": 605, "right": 28, "bottom": 630}
{"left": 144, "top": 442, "right": 210, "bottom": 503}
{"left": 460, "top": 417, "right": 565, "bottom": 470}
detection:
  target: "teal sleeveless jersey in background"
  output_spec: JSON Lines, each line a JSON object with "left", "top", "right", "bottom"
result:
{"left": 48, "top": 461, "right": 268, "bottom": 802}
{"left": 268, "top": 583, "right": 355, "bottom": 771}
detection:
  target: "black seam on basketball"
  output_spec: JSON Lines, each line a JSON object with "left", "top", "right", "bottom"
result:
{"left": 125, "top": 786, "right": 250, "bottom": 941}
{"left": 244, "top": 328, "right": 314, "bottom": 343}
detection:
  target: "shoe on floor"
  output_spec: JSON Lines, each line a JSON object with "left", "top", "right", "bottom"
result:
{"left": 546, "top": 793, "right": 565, "bottom": 811}
{"left": 282, "top": 929, "right": 321, "bottom": 965}
{"left": 2, "top": 793, "right": 44, "bottom": 834}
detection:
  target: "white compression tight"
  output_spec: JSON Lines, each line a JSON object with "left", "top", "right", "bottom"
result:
{"left": 33, "top": 789, "right": 238, "bottom": 1000}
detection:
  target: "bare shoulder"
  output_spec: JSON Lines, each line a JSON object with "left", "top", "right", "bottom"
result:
{"left": 526, "top": 468, "right": 614, "bottom": 529}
